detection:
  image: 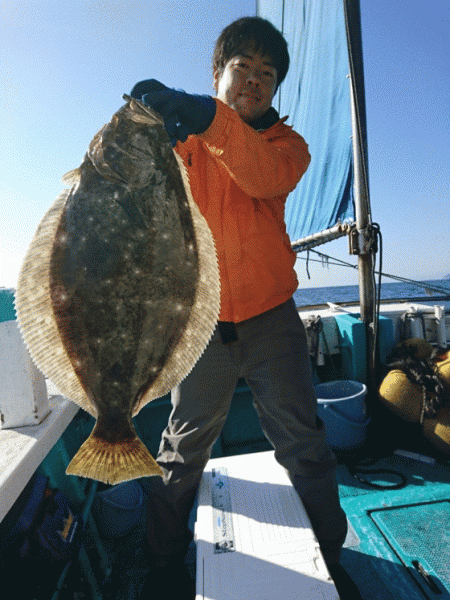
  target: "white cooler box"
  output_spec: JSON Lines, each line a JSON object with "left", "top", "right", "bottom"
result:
{"left": 195, "top": 451, "right": 339, "bottom": 599}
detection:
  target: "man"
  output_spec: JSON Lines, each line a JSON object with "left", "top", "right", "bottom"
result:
{"left": 131, "top": 16, "right": 360, "bottom": 600}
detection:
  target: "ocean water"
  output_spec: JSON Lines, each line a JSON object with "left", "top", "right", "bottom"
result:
{"left": 293, "top": 279, "right": 450, "bottom": 308}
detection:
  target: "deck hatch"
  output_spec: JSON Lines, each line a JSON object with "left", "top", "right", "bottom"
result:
{"left": 370, "top": 500, "right": 450, "bottom": 598}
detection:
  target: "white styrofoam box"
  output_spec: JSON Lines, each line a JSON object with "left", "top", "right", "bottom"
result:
{"left": 0, "top": 320, "right": 51, "bottom": 428}
{"left": 195, "top": 451, "right": 339, "bottom": 600}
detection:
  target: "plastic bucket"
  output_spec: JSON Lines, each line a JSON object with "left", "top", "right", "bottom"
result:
{"left": 92, "top": 481, "right": 145, "bottom": 539}
{"left": 315, "top": 380, "right": 370, "bottom": 450}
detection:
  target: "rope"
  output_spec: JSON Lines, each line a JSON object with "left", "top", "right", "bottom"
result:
{"left": 371, "top": 224, "right": 382, "bottom": 381}
{"left": 347, "top": 461, "right": 408, "bottom": 490}
{"left": 296, "top": 248, "right": 450, "bottom": 298}
{"left": 337, "top": 451, "right": 408, "bottom": 490}
{"left": 387, "top": 351, "right": 450, "bottom": 421}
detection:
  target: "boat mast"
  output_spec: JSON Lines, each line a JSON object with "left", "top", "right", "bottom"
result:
{"left": 344, "top": 0, "right": 376, "bottom": 391}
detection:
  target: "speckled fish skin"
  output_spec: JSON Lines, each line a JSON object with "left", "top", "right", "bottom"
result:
{"left": 51, "top": 100, "right": 198, "bottom": 439}
{"left": 15, "top": 96, "right": 220, "bottom": 484}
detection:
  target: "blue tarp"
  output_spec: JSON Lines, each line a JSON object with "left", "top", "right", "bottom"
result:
{"left": 257, "top": 0, "right": 355, "bottom": 242}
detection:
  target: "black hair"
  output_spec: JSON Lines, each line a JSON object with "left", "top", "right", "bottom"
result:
{"left": 213, "top": 17, "right": 289, "bottom": 91}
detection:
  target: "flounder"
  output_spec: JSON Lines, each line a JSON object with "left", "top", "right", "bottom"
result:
{"left": 15, "top": 95, "right": 220, "bottom": 484}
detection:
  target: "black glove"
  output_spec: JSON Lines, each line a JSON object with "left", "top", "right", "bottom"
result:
{"left": 130, "top": 79, "right": 216, "bottom": 146}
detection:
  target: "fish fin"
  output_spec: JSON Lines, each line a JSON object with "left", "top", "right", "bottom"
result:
{"left": 61, "top": 168, "right": 81, "bottom": 185}
{"left": 123, "top": 95, "right": 165, "bottom": 127}
{"left": 133, "top": 152, "right": 221, "bottom": 412}
{"left": 14, "top": 189, "right": 96, "bottom": 417}
{"left": 66, "top": 433, "right": 163, "bottom": 484}
{"left": 87, "top": 123, "right": 128, "bottom": 184}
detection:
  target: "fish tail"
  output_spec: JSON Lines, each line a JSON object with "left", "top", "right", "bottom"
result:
{"left": 66, "top": 432, "right": 163, "bottom": 484}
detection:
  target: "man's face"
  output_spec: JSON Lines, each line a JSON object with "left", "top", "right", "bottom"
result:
{"left": 214, "top": 50, "right": 277, "bottom": 123}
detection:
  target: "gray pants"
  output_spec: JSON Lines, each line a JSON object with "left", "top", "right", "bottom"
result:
{"left": 146, "top": 298, "right": 348, "bottom": 566}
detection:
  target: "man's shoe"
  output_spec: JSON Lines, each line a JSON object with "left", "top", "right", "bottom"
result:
{"left": 327, "top": 563, "right": 363, "bottom": 600}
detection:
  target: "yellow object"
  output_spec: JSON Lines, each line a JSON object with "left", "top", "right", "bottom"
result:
{"left": 423, "top": 406, "right": 450, "bottom": 454}
{"left": 438, "top": 351, "right": 450, "bottom": 384}
{"left": 379, "top": 350, "right": 450, "bottom": 453}
{"left": 379, "top": 370, "right": 424, "bottom": 422}
{"left": 423, "top": 352, "right": 450, "bottom": 454}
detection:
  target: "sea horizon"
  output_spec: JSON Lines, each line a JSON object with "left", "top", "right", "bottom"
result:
{"left": 294, "top": 278, "right": 450, "bottom": 307}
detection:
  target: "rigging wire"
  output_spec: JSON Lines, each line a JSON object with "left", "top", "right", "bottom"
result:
{"left": 296, "top": 248, "right": 450, "bottom": 297}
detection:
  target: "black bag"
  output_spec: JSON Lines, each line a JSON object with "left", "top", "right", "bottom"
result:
{"left": 0, "top": 474, "right": 83, "bottom": 599}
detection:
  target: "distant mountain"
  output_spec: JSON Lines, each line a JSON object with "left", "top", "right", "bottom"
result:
{"left": 444, "top": 274, "right": 450, "bottom": 280}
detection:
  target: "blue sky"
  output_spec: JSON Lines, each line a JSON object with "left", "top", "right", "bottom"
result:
{"left": 1, "top": 0, "right": 449, "bottom": 291}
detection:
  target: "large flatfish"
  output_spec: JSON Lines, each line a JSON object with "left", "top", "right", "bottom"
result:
{"left": 15, "top": 95, "right": 220, "bottom": 484}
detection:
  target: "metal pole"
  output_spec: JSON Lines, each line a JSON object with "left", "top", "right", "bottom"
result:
{"left": 349, "top": 79, "right": 376, "bottom": 400}
{"left": 345, "top": 0, "right": 377, "bottom": 396}
{"left": 349, "top": 73, "right": 374, "bottom": 326}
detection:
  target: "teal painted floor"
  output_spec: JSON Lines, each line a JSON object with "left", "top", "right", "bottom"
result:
{"left": 332, "top": 400, "right": 450, "bottom": 600}
{"left": 337, "top": 453, "right": 450, "bottom": 599}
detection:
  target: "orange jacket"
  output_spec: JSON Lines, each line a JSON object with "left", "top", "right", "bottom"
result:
{"left": 175, "top": 98, "right": 311, "bottom": 323}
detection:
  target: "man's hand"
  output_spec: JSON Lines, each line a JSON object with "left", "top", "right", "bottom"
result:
{"left": 130, "top": 79, "right": 216, "bottom": 146}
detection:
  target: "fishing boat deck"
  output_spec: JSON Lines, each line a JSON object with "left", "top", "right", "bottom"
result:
{"left": 2, "top": 379, "right": 449, "bottom": 600}
{"left": 335, "top": 449, "right": 450, "bottom": 599}
{"left": 192, "top": 443, "right": 450, "bottom": 600}
{"left": 1, "top": 299, "right": 450, "bottom": 599}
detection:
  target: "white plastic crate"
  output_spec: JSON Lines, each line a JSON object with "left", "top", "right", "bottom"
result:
{"left": 195, "top": 451, "right": 339, "bottom": 599}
